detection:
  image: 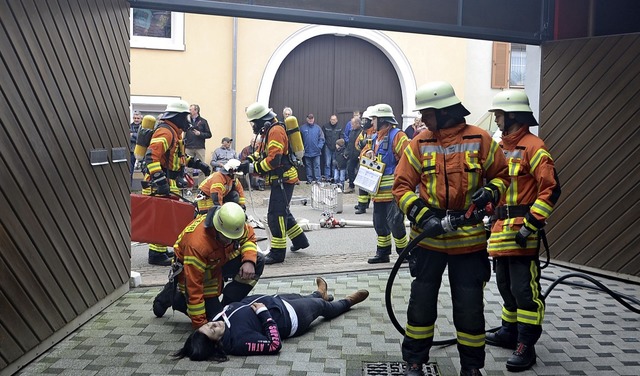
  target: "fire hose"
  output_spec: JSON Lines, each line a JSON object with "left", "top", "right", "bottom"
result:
{"left": 384, "top": 205, "right": 640, "bottom": 347}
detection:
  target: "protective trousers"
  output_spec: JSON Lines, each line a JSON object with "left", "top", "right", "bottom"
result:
{"left": 494, "top": 255, "right": 544, "bottom": 346}
{"left": 372, "top": 201, "right": 407, "bottom": 255}
{"left": 402, "top": 248, "right": 490, "bottom": 370}
{"left": 267, "top": 181, "right": 308, "bottom": 260}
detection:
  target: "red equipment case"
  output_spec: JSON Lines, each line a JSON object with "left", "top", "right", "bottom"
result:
{"left": 131, "top": 193, "right": 196, "bottom": 246}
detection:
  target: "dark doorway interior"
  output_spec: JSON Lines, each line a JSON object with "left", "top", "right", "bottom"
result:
{"left": 269, "top": 35, "right": 403, "bottom": 128}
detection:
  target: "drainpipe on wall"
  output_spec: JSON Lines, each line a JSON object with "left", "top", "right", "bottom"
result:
{"left": 231, "top": 17, "right": 238, "bottom": 145}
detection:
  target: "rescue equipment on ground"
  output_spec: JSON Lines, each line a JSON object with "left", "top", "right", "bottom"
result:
{"left": 353, "top": 156, "right": 385, "bottom": 194}
{"left": 133, "top": 115, "right": 157, "bottom": 161}
{"left": 284, "top": 115, "right": 305, "bottom": 160}
{"left": 131, "top": 192, "right": 196, "bottom": 246}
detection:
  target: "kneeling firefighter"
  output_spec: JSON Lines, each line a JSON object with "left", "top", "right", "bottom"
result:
{"left": 240, "top": 102, "right": 309, "bottom": 265}
{"left": 196, "top": 158, "right": 246, "bottom": 215}
{"left": 152, "top": 202, "right": 265, "bottom": 328}
{"left": 392, "top": 81, "right": 510, "bottom": 376}
{"left": 141, "top": 100, "right": 211, "bottom": 266}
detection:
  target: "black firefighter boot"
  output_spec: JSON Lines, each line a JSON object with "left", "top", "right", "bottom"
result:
{"left": 354, "top": 202, "right": 368, "bottom": 214}
{"left": 368, "top": 247, "right": 391, "bottom": 264}
{"left": 506, "top": 343, "right": 536, "bottom": 372}
{"left": 486, "top": 322, "right": 518, "bottom": 350}
{"left": 152, "top": 281, "right": 175, "bottom": 318}
{"left": 264, "top": 247, "right": 286, "bottom": 265}
{"left": 290, "top": 233, "right": 310, "bottom": 252}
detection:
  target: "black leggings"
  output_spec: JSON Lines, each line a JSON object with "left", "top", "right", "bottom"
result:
{"left": 278, "top": 293, "right": 351, "bottom": 338}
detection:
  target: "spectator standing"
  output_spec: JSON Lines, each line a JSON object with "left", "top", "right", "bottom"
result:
{"left": 282, "top": 107, "right": 293, "bottom": 119}
{"left": 151, "top": 202, "right": 265, "bottom": 328}
{"left": 322, "top": 114, "right": 343, "bottom": 180}
{"left": 185, "top": 104, "right": 212, "bottom": 185}
{"left": 238, "top": 136, "right": 265, "bottom": 190}
{"left": 299, "top": 114, "right": 324, "bottom": 183}
{"left": 392, "top": 81, "right": 510, "bottom": 376}
{"left": 342, "top": 110, "right": 361, "bottom": 144}
{"left": 129, "top": 111, "right": 142, "bottom": 179}
{"left": 242, "top": 103, "right": 310, "bottom": 265}
{"left": 332, "top": 139, "right": 348, "bottom": 188}
{"left": 484, "top": 90, "right": 561, "bottom": 372}
{"left": 210, "top": 137, "right": 237, "bottom": 173}
{"left": 344, "top": 117, "right": 362, "bottom": 193}
{"left": 404, "top": 116, "right": 424, "bottom": 139}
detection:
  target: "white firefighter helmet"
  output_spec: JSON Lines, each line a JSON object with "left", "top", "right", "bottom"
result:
{"left": 213, "top": 202, "right": 245, "bottom": 239}
{"left": 369, "top": 104, "right": 398, "bottom": 125}
{"left": 159, "top": 99, "right": 190, "bottom": 120}
{"left": 489, "top": 90, "right": 533, "bottom": 113}
{"left": 414, "top": 81, "right": 462, "bottom": 111}
{"left": 362, "top": 106, "right": 375, "bottom": 120}
{"left": 223, "top": 159, "right": 243, "bottom": 175}
{"left": 246, "top": 102, "right": 275, "bottom": 121}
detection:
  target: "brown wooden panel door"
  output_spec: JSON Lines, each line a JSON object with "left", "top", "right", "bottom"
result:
{"left": 269, "top": 35, "right": 403, "bottom": 129}
{"left": 540, "top": 34, "right": 640, "bottom": 277}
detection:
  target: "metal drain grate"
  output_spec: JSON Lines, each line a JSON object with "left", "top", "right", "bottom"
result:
{"left": 363, "top": 362, "right": 440, "bottom": 376}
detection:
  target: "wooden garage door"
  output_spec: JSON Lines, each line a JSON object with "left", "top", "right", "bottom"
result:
{"left": 269, "top": 35, "right": 403, "bottom": 127}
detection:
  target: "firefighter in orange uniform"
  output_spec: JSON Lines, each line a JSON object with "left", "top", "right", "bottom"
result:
{"left": 143, "top": 100, "right": 210, "bottom": 266}
{"left": 354, "top": 106, "right": 376, "bottom": 215}
{"left": 196, "top": 158, "right": 246, "bottom": 215}
{"left": 152, "top": 202, "right": 265, "bottom": 329}
{"left": 485, "top": 90, "right": 561, "bottom": 372}
{"left": 392, "top": 81, "right": 509, "bottom": 376}
{"left": 241, "top": 103, "right": 309, "bottom": 265}
{"left": 359, "top": 104, "right": 410, "bottom": 264}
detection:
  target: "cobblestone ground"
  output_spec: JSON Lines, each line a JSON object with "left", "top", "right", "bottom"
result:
{"left": 14, "top": 182, "right": 640, "bottom": 376}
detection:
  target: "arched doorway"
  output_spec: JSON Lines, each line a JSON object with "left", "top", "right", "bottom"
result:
{"left": 269, "top": 35, "right": 403, "bottom": 128}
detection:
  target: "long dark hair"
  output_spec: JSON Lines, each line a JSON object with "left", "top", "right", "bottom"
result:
{"left": 173, "top": 330, "right": 229, "bottom": 362}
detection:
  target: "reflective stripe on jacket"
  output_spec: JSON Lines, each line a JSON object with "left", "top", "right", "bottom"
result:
{"left": 393, "top": 123, "right": 509, "bottom": 255}
{"left": 174, "top": 215, "right": 258, "bottom": 329}
{"left": 197, "top": 172, "right": 246, "bottom": 212}
{"left": 488, "top": 127, "right": 561, "bottom": 257}
{"left": 258, "top": 122, "right": 299, "bottom": 184}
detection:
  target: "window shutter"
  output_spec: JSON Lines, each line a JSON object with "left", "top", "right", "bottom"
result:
{"left": 492, "top": 42, "right": 510, "bottom": 89}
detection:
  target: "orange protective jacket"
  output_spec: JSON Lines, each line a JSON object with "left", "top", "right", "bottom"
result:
{"left": 174, "top": 215, "right": 258, "bottom": 329}
{"left": 256, "top": 122, "right": 299, "bottom": 184}
{"left": 196, "top": 172, "right": 246, "bottom": 213}
{"left": 143, "top": 120, "right": 187, "bottom": 194}
{"left": 360, "top": 126, "right": 410, "bottom": 202}
{"left": 487, "top": 127, "right": 561, "bottom": 257}
{"left": 393, "top": 123, "right": 509, "bottom": 255}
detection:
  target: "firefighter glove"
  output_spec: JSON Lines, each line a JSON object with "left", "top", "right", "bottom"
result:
{"left": 515, "top": 224, "right": 535, "bottom": 248}
{"left": 421, "top": 215, "right": 446, "bottom": 238}
{"left": 152, "top": 172, "right": 170, "bottom": 195}
{"left": 471, "top": 186, "right": 499, "bottom": 208}
{"left": 406, "top": 199, "right": 431, "bottom": 227}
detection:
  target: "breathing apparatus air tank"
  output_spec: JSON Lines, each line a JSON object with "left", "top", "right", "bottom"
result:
{"left": 133, "top": 115, "right": 157, "bottom": 161}
{"left": 284, "top": 115, "right": 305, "bottom": 160}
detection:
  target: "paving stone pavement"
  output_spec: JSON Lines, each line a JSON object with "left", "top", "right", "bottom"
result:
{"left": 15, "top": 183, "right": 640, "bottom": 376}
{"left": 16, "top": 262, "right": 640, "bottom": 376}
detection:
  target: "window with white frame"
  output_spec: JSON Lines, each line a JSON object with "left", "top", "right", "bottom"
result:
{"left": 509, "top": 44, "right": 526, "bottom": 88}
{"left": 130, "top": 8, "right": 184, "bottom": 51}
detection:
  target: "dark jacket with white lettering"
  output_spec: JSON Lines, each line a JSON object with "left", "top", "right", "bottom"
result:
{"left": 218, "top": 295, "right": 291, "bottom": 356}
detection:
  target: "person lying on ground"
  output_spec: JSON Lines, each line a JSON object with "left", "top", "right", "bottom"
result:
{"left": 173, "top": 277, "right": 369, "bottom": 361}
